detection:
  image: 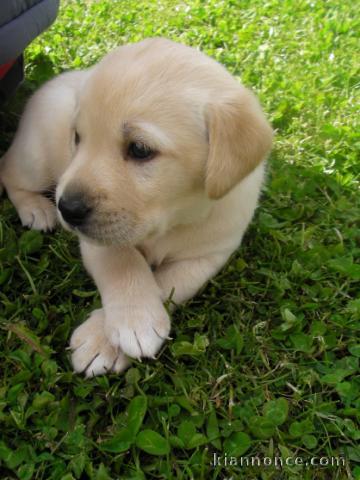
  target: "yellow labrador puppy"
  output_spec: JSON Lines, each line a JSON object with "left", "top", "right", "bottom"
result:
{"left": 0, "top": 38, "right": 273, "bottom": 376}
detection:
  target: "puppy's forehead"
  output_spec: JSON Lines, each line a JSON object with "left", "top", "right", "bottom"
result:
{"left": 78, "top": 57, "right": 189, "bottom": 136}
{"left": 80, "top": 40, "right": 218, "bottom": 110}
{"left": 76, "top": 39, "right": 231, "bottom": 147}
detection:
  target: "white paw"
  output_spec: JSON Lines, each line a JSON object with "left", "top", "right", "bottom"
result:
{"left": 18, "top": 195, "right": 57, "bottom": 231}
{"left": 70, "top": 309, "right": 129, "bottom": 377}
{"left": 104, "top": 302, "right": 171, "bottom": 359}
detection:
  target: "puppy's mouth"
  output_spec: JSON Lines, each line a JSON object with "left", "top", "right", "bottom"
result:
{"left": 58, "top": 209, "right": 142, "bottom": 246}
{"left": 76, "top": 218, "right": 138, "bottom": 245}
{"left": 56, "top": 189, "right": 147, "bottom": 245}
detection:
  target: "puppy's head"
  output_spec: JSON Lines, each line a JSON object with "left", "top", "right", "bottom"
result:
{"left": 56, "top": 38, "right": 272, "bottom": 245}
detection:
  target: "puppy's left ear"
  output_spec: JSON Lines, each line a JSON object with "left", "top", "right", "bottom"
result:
{"left": 205, "top": 87, "right": 273, "bottom": 199}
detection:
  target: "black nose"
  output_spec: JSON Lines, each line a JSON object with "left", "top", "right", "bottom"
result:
{"left": 58, "top": 193, "right": 92, "bottom": 227}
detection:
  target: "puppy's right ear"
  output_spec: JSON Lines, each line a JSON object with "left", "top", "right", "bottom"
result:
{"left": 205, "top": 86, "right": 273, "bottom": 199}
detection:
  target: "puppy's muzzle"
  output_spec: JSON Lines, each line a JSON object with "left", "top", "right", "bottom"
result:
{"left": 58, "top": 192, "right": 92, "bottom": 227}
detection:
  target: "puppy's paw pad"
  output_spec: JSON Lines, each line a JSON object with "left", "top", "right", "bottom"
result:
{"left": 18, "top": 196, "right": 57, "bottom": 231}
{"left": 105, "top": 304, "right": 171, "bottom": 359}
{"left": 70, "top": 309, "right": 129, "bottom": 377}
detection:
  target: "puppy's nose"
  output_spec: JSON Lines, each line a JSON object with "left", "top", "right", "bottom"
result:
{"left": 58, "top": 193, "right": 92, "bottom": 226}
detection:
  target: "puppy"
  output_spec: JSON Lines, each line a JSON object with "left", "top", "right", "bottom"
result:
{"left": 0, "top": 38, "right": 273, "bottom": 376}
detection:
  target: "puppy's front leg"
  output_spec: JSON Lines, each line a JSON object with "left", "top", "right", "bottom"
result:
{"left": 76, "top": 240, "right": 171, "bottom": 360}
{"left": 70, "top": 308, "right": 129, "bottom": 377}
{"left": 154, "top": 253, "right": 231, "bottom": 306}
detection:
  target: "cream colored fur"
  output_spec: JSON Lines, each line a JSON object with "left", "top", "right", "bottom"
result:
{"left": 0, "top": 38, "right": 273, "bottom": 376}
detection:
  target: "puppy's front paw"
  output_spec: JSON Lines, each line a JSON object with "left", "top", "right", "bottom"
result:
{"left": 104, "top": 302, "right": 171, "bottom": 359}
{"left": 70, "top": 309, "right": 129, "bottom": 377}
{"left": 18, "top": 194, "right": 57, "bottom": 231}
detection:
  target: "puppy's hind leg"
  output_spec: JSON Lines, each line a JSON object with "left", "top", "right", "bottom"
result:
{"left": 1, "top": 152, "right": 57, "bottom": 232}
{"left": 7, "top": 188, "right": 57, "bottom": 231}
{"left": 0, "top": 70, "right": 85, "bottom": 232}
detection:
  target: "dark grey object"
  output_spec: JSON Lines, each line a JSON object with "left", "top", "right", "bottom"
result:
{"left": 0, "top": 0, "right": 60, "bottom": 103}
{"left": 0, "top": 0, "right": 60, "bottom": 63}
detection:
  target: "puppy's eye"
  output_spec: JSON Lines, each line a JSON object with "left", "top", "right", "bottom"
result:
{"left": 127, "top": 142, "right": 155, "bottom": 161}
{"left": 74, "top": 130, "right": 80, "bottom": 146}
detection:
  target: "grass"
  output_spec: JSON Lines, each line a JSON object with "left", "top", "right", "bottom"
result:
{"left": 0, "top": 0, "right": 359, "bottom": 479}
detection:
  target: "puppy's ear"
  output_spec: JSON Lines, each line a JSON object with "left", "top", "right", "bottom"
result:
{"left": 205, "top": 87, "right": 273, "bottom": 199}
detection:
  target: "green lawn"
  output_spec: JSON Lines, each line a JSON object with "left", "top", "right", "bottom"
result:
{"left": 0, "top": 1, "right": 359, "bottom": 479}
